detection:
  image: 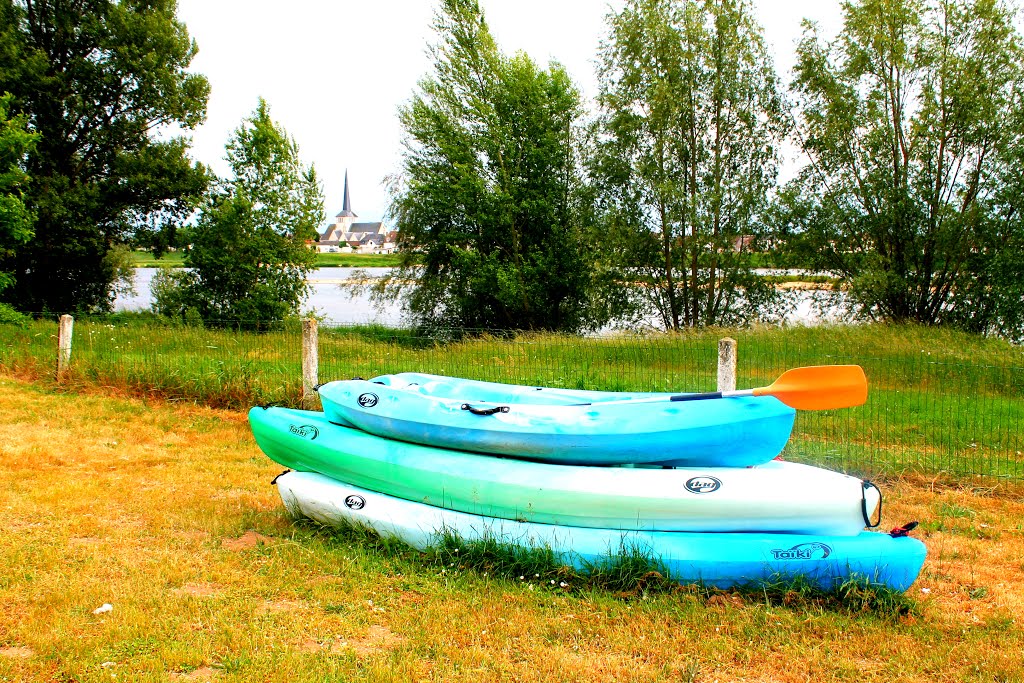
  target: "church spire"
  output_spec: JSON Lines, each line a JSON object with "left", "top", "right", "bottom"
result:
{"left": 335, "top": 169, "right": 357, "bottom": 218}
{"left": 342, "top": 170, "right": 352, "bottom": 213}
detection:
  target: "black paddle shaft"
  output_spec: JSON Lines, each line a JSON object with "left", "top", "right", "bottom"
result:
{"left": 572, "top": 388, "right": 751, "bottom": 407}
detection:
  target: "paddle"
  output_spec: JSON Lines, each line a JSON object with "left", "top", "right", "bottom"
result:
{"left": 581, "top": 365, "right": 868, "bottom": 411}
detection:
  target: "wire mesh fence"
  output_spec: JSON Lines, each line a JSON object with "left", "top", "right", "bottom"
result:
{"left": 1, "top": 315, "right": 1021, "bottom": 481}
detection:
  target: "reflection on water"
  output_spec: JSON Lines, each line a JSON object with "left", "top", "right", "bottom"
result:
{"left": 115, "top": 268, "right": 842, "bottom": 328}
{"left": 305, "top": 268, "right": 405, "bottom": 325}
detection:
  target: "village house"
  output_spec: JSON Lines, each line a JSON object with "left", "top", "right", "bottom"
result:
{"left": 315, "top": 171, "right": 397, "bottom": 254}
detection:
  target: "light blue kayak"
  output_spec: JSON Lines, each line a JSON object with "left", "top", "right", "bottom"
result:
{"left": 317, "top": 373, "right": 796, "bottom": 467}
{"left": 274, "top": 471, "right": 927, "bottom": 592}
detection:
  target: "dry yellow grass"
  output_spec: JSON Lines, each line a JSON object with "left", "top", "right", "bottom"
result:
{"left": 0, "top": 373, "right": 1022, "bottom": 682}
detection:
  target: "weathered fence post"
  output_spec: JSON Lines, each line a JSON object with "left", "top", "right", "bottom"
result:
{"left": 717, "top": 337, "right": 737, "bottom": 393}
{"left": 57, "top": 314, "right": 74, "bottom": 381}
{"left": 302, "top": 318, "right": 319, "bottom": 406}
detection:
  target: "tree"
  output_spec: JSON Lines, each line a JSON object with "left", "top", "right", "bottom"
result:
{"left": 155, "top": 99, "right": 323, "bottom": 329}
{"left": 934, "top": 91, "right": 1024, "bottom": 341}
{"left": 593, "top": 0, "right": 788, "bottom": 330}
{"left": 0, "top": 93, "right": 35, "bottom": 322}
{"left": 0, "top": 94, "right": 35, "bottom": 295}
{"left": 786, "top": 0, "right": 1024, "bottom": 336}
{"left": 379, "top": 0, "right": 600, "bottom": 333}
{"left": 0, "top": 0, "right": 209, "bottom": 314}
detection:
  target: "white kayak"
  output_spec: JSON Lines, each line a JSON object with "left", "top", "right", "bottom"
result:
{"left": 273, "top": 471, "right": 926, "bottom": 592}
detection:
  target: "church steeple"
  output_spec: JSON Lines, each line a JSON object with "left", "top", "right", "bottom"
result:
{"left": 336, "top": 169, "right": 357, "bottom": 218}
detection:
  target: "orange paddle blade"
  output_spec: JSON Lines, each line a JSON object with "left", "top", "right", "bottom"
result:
{"left": 751, "top": 365, "right": 868, "bottom": 411}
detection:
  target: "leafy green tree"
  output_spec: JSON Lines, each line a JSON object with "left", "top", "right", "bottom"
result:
{"left": 155, "top": 99, "right": 322, "bottom": 329}
{"left": 593, "top": 0, "right": 788, "bottom": 330}
{"left": 0, "top": 93, "right": 35, "bottom": 323}
{"left": 0, "top": 0, "right": 209, "bottom": 314}
{"left": 786, "top": 0, "right": 1024, "bottom": 336}
{"left": 380, "top": 0, "right": 600, "bottom": 333}
{"left": 0, "top": 94, "right": 35, "bottom": 294}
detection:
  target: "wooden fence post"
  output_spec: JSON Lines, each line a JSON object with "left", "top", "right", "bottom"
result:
{"left": 57, "top": 314, "right": 74, "bottom": 381}
{"left": 717, "top": 337, "right": 737, "bottom": 392}
{"left": 302, "top": 318, "right": 319, "bottom": 406}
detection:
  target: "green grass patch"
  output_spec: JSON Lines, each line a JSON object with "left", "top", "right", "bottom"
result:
{"left": 762, "top": 274, "right": 839, "bottom": 286}
{"left": 128, "top": 250, "right": 408, "bottom": 268}
{"left": 313, "top": 252, "right": 409, "bottom": 267}
{"left": 129, "top": 250, "right": 186, "bottom": 267}
{"left": 1, "top": 318, "right": 1021, "bottom": 479}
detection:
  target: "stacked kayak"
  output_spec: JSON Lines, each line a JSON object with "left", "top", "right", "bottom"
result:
{"left": 316, "top": 373, "right": 797, "bottom": 467}
{"left": 248, "top": 367, "right": 927, "bottom": 592}
{"left": 250, "top": 406, "right": 878, "bottom": 534}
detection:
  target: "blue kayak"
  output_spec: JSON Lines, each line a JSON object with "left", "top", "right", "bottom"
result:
{"left": 275, "top": 470, "right": 927, "bottom": 592}
{"left": 317, "top": 373, "right": 796, "bottom": 467}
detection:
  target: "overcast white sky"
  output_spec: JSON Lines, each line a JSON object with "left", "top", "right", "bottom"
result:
{"left": 173, "top": 0, "right": 845, "bottom": 225}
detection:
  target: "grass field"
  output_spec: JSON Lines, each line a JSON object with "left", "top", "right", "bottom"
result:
{"left": 129, "top": 251, "right": 187, "bottom": 267}
{"left": 0, "top": 376, "right": 1022, "bottom": 681}
{"left": 1, "top": 319, "right": 1021, "bottom": 479}
{"left": 128, "top": 251, "right": 405, "bottom": 268}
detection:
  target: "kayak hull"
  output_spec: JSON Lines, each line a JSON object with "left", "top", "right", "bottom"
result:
{"left": 317, "top": 373, "right": 797, "bottom": 467}
{"left": 249, "top": 406, "right": 878, "bottom": 535}
{"left": 274, "top": 471, "right": 926, "bottom": 592}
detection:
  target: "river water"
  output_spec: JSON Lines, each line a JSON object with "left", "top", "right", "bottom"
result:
{"left": 115, "top": 267, "right": 406, "bottom": 326}
{"left": 114, "top": 267, "right": 842, "bottom": 328}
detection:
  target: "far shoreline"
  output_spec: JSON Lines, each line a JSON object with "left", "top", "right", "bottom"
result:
{"left": 129, "top": 250, "right": 406, "bottom": 268}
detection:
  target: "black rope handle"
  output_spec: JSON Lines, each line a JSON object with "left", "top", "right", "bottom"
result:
{"left": 861, "top": 480, "right": 882, "bottom": 528}
{"left": 461, "top": 403, "right": 510, "bottom": 416}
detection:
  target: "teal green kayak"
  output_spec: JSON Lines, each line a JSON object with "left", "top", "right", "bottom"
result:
{"left": 249, "top": 406, "right": 880, "bottom": 535}
{"left": 317, "top": 373, "right": 796, "bottom": 467}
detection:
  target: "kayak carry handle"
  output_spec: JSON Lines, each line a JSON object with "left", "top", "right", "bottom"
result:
{"left": 461, "top": 403, "right": 510, "bottom": 416}
{"left": 861, "top": 480, "right": 882, "bottom": 528}
{"left": 670, "top": 392, "right": 723, "bottom": 402}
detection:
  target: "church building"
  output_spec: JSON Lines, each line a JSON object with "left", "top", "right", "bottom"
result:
{"left": 316, "top": 171, "right": 397, "bottom": 253}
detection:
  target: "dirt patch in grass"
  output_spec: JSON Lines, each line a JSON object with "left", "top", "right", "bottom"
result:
{"left": 171, "top": 583, "right": 224, "bottom": 599}
{"left": 170, "top": 666, "right": 220, "bottom": 681}
{"left": 261, "top": 598, "right": 312, "bottom": 614}
{"left": 221, "top": 530, "right": 275, "bottom": 551}
{"left": 342, "top": 624, "right": 406, "bottom": 657}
